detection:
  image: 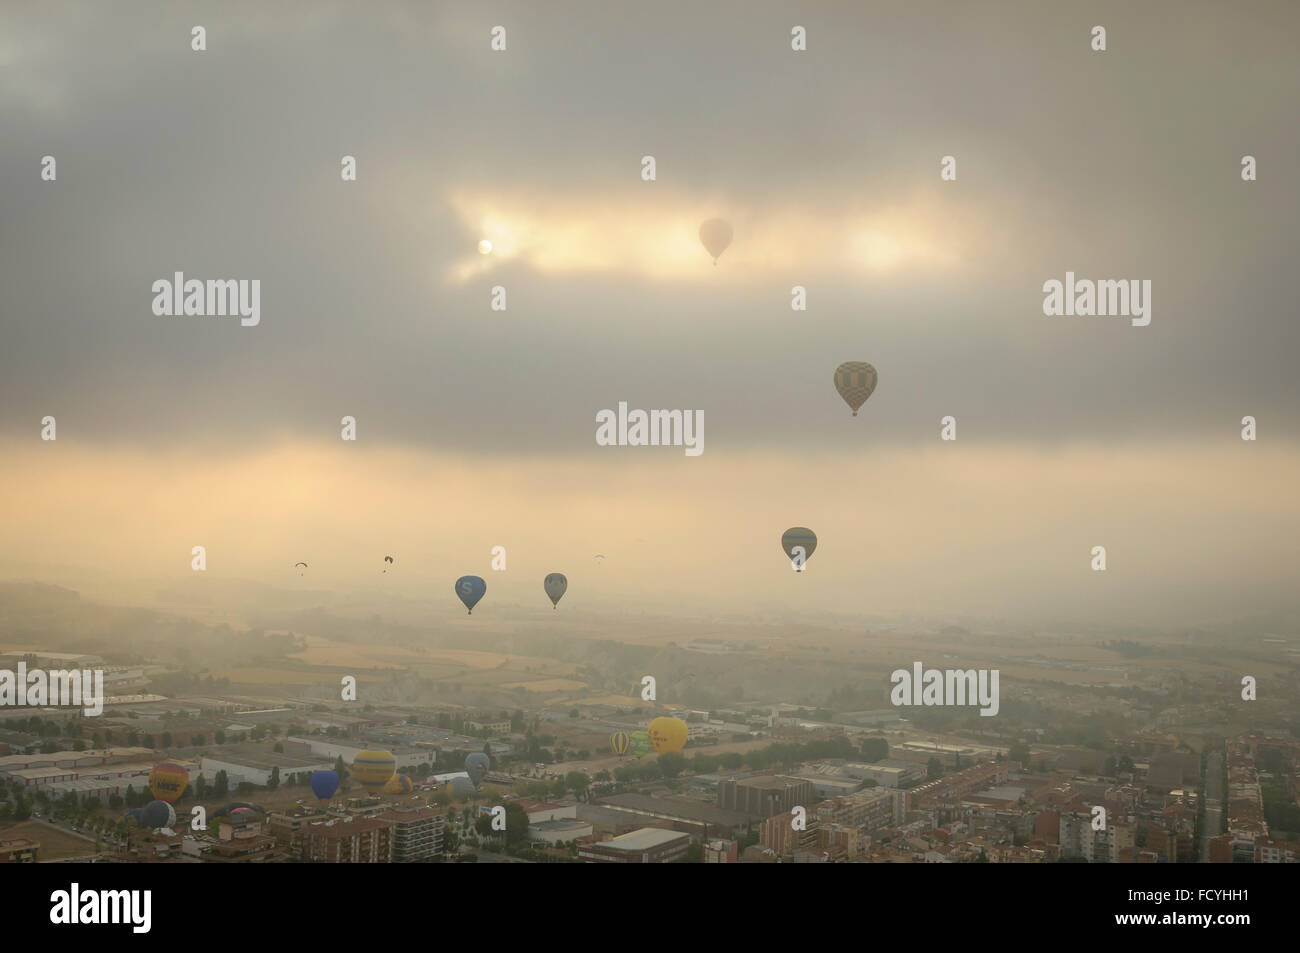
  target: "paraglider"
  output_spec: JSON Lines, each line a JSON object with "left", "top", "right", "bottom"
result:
{"left": 833, "top": 361, "right": 878, "bottom": 416}
{"left": 455, "top": 575, "right": 487, "bottom": 614}
{"left": 310, "top": 770, "right": 340, "bottom": 802}
{"left": 781, "top": 527, "right": 818, "bottom": 572}
{"left": 149, "top": 762, "right": 189, "bottom": 804}
{"left": 351, "top": 750, "right": 396, "bottom": 796}
{"left": 383, "top": 555, "right": 394, "bottom": 573}
{"left": 383, "top": 774, "right": 413, "bottom": 796}
{"left": 294, "top": 561, "right": 308, "bottom": 576}
{"left": 544, "top": 573, "right": 567, "bottom": 609}
{"left": 610, "top": 731, "right": 631, "bottom": 757}
{"left": 699, "top": 218, "right": 733, "bottom": 264}
{"left": 594, "top": 553, "right": 605, "bottom": 566}
{"left": 465, "top": 752, "right": 490, "bottom": 788}
{"left": 647, "top": 716, "right": 688, "bottom": 754}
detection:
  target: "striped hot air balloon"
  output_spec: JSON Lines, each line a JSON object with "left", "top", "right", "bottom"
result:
{"left": 149, "top": 762, "right": 189, "bottom": 804}
{"left": 610, "top": 731, "right": 631, "bottom": 757}
{"left": 383, "top": 773, "right": 413, "bottom": 796}
{"left": 833, "top": 362, "right": 878, "bottom": 416}
{"left": 351, "top": 750, "right": 396, "bottom": 795}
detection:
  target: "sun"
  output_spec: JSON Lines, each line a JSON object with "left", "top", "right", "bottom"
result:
{"left": 477, "top": 239, "right": 493, "bottom": 255}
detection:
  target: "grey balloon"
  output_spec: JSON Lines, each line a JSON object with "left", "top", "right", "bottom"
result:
{"left": 544, "top": 572, "right": 568, "bottom": 608}
{"left": 465, "top": 752, "right": 490, "bottom": 788}
{"left": 449, "top": 776, "right": 475, "bottom": 796}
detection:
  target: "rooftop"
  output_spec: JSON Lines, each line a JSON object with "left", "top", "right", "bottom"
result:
{"left": 597, "top": 828, "right": 690, "bottom": 851}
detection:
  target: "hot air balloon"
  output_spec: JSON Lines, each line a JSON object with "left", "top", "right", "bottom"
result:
{"left": 212, "top": 802, "right": 256, "bottom": 817}
{"left": 384, "top": 773, "right": 413, "bottom": 796}
{"left": 465, "top": 752, "right": 490, "bottom": 789}
{"left": 310, "top": 770, "right": 340, "bottom": 802}
{"left": 610, "top": 731, "right": 631, "bottom": 757}
{"left": 629, "top": 730, "right": 652, "bottom": 757}
{"left": 449, "top": 776, "right": 475, "bottom": 797}
{"left": 383, "top": 555, "right": 394, "bottom": 573}
{"left": 647, "top": 716, "right": 688, "bottom": 754}
{"left": 455, "top": 575, "right": 487, "bottom": 614}
{"left": 544, "top": 573, "right": 567, "bottom": 609}
{"left": 149, "top": 762, "right": 189, "bottom": 804}
{"left": 833, "top": 362, "right": 877, "bottom": 416}
{"left": 351, "top": 750, "right": 396, "bottom": 796}
{"left": 140, "top": 800, "right": 175, "bottom": 830}
{"left": 781, "top": 527, "right": 818, "bottom": 572}
{"left": 699, "top": 218, "right": 733, "bottom": 264}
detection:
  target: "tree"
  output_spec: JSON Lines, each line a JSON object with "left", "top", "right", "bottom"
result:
{"left": 657, "top": 753, "right": 686, "bottom": 779}
{"left": 161, "top": 731, "right": 173, "bottom": 749}
{"left": 1008, "top": 743, "right": 1031, "bottom": 767}
{"left": 268, "top": 766, "right": 280, "bottom": 790}
{"left": 214, "top": 770, "right": 229, "bottom": 797}
{"left": 565, "top": 772, "right": 591, "bottom": 800}
{"left": 927, "top": 757, "right": 944, "bottom": 779}
{"left": 214, "top": 730, "right": 225, "bottom": 745}
{"left": 504, "top": 803, "right": 530, "bottom": 846}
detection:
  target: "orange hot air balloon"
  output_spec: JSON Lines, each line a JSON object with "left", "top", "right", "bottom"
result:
{"left": 647, "top": 716, "right": 688, "bottom": 754}
{"left": 149, "top": 762, "right": 189, "bottom": 803}
{"left": 351, "top": 750, "right": 397, "bottom": 795}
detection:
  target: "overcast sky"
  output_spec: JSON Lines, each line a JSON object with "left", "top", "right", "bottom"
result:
{"left": 2, "top": 2, "right": 1297, "bottom": 627}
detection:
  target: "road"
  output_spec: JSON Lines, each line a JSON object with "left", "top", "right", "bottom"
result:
{"left": 1202, "top": 749, "right": 1224, "bottom": 861}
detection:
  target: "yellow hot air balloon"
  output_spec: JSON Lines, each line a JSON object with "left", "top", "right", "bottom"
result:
{"left": 698, "top": 218, "right": 733, "bottom": 265}
{"left": 647, "top": 717, "right": 688, "bottom": 754}
{"left": 383, "top": 773, "right": 413, "bottom": 796}
{"left": 610, "top": 731, "right": 631, "bottom": 757}
{"left": 351, "top": 749, "right": 396, "bottom": 796}
{"left": 149, "top": 762, "right": 189, "bottom": 804}
{"left": 833, "top": 362, "right": 877, "bottom": 416}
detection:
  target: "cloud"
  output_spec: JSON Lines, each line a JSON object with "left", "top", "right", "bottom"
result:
{"left": 441, "top": 186, "right": 979, "bottom": 283}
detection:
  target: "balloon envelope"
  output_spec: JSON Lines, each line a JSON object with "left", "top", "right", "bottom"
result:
{"left": 310, "top": 770, "right": 340, "bottom": 801}
{"left": 647, "top": 717, "right": 688, "bottom": 754}
{"left": 352, "top": 750, "right": 396, "bottom": 795}
{"left": 629, "top": 730, "right": 652, "bottom": 756}
{"left": 610, "top": 731, "right": 630, "bottom": 756}
{"left": 455, "top": 575, "right": 487, "bottom": 614}
{"left": 699, "top": 218, "right": 734, "bottom": 263}
{"left": 465, "top": 752, "right": 490, "bottom": 788}
{"left": 140, "top": 800, "right": 174, "bottom": 829}
{"left": 149, "top": 762, "right": 189, "bottom": 804}
{"left": 544, "top": 573, "right": 567, "bottom": 608}
{"left": 384, "top": 773, "right": 413, "bottom": 796}
{"left": 449, "top": 777, "right": 475, "bottom": 796}
{"left": 833, "top": 362, "right": 877, "bottom": 415}
{"left": 781, "top": 527, "right": 818, "bottom": 569}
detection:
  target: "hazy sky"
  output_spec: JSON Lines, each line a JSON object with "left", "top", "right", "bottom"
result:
{"left": 2, "top": 2, "right": 1297, "bottom": 626}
